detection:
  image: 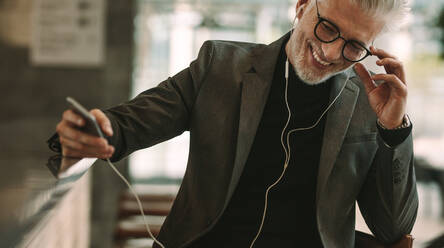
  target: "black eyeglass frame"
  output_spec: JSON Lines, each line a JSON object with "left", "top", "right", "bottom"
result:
{"left": 314, "top": 0, "right": 372, "bottom": 62}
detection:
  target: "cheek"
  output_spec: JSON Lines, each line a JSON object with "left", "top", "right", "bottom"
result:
{"left": 292, "top": 26, "right": 310, "bottom": 51}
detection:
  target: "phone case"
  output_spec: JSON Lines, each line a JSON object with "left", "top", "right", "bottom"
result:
{"left": 66, "top": 97, "right": 104, "bottom": 138}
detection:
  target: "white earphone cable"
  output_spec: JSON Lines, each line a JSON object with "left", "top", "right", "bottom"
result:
{"left": 248, "top": 59, "right": 292, "bottom": 248}
{"left": 249, "top": 59, "right": 348, "bottom": 248}
{"left": 285, "top": 76, "right": 347, "bottom": 166}
{"left": 106, "top": 158, "right": 166, "bottom": 248}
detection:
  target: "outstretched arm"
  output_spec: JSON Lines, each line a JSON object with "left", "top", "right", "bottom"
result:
{"left": 103, "top": 41, "right": 215, "bottom": 161}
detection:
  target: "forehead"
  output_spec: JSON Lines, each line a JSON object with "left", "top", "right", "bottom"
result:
{"left": 317, "top": 0, "right": 384, "bottom": 44}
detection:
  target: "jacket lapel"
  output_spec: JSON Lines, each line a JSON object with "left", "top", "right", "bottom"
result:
{"left": 223, "top": 33, "right": 290, "bottom": 208}
{"left": 316, "top": 69, "right": 360, "bottom": 204}
{"left": 222, "top": 32, "right": 360, "bottom": 210}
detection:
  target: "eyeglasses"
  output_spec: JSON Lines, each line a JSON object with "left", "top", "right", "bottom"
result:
{"left": 314, "top": 0, "right": 372, "bottom": 62}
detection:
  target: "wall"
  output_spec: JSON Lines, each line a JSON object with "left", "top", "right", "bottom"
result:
{"left": 0, "top": 0, "right": 135, "bottom": 247}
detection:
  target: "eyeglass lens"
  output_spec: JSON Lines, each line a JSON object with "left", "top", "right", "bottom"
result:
{"left": 315, "top": 19, "right": 368, "bottom": 62}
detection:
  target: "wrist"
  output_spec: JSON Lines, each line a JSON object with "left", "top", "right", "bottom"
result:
{"left": 377, "top": 115, "right": 411, "bottom": 130}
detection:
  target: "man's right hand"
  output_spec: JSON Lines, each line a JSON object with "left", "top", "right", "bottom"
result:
{"left": 56, "top": 109, "right": 115, "bottom": 159}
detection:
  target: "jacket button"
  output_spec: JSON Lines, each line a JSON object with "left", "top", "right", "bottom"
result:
{"left": 393, "top": 159, "right": 401, "bottom": 170}
{"left": 393, "top": 177, "right": 401, "bottom": 184}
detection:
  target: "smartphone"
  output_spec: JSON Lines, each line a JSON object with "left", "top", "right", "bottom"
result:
{"left": 66, "top": 97, "right": 105, "bottom": 138}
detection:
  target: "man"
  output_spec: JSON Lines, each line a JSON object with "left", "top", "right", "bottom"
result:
{"left": 51, "top": 0, "right": 418, "bottom": 247}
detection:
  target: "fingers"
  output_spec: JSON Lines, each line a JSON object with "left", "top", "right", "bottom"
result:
{"left": 57, "top": 109, "right": 115, "bottom": 159}
{"left": 371, "top": 74, "right": 407, "bottom": 97}
{"left": 59, "top": 136, "right": 115, "bottom": 159}
{"left": 376, "top": 58, "right": 401, "bottom": 68}
{"left": 354, "top": 62, "right": 376, "bottom": 94}
{"left": 375, "top": 58, "right": 406, "bottom": 83}
{"left": 59, "top": 122, "right": 107, "bottom": 146}
{"left": 370, "top": 46, "right": 397, "bottom": 60}
{"left": 59, "top": 135, "right": 85, "bottom": 151}
{"left": 90, "top": 109, "right": 113, "bottom": 136}
{"left": 371, "top": 46, "right": 406, "bottom": 79}
{"left": 63, "top": 109, "right": 85, "bottom": 127}
{"left": 62, "top": 145, "right": 115, "bottom": 159}
{"left": 58, "top": 129, "right": 115, "bottom": 159}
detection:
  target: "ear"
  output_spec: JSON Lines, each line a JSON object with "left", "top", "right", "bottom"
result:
{"left": 296, "top": 0, "right": 310, "bottom": 19}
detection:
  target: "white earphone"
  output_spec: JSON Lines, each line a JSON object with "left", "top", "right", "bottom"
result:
{"left": 249, "top": 28, "right": 349, "bottom": 248}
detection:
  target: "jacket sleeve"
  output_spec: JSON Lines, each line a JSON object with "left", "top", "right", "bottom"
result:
{"left": 104, "top": 41, "right": 215, "bottom": 162}
{"left": 357, "top": 131, "right": 419, "bottom": 244}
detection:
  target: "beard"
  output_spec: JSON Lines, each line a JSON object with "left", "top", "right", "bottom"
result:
{"left": 292, "top": 46, "right": 344, "bottom": 85}
{"left": 286, "top": 26, "right": 352, "bottom": 85}
{"left": 291, "top": 49, "right": 342, "bottom": 85}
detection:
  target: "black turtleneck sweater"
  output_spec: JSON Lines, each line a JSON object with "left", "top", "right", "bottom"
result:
{"left": 191, "top": 42, "right": 328, "bottom": 247}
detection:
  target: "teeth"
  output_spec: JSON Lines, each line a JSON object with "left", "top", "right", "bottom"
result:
{"left": 312, "top": 48, "right": 331, "bottom": 66}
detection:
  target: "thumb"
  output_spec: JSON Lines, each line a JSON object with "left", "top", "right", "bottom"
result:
{"left": 354, "top": 63, "right": 376, "bottom": 94}
{"left": 90, "top": 109, "right": 113, "bottom": 136}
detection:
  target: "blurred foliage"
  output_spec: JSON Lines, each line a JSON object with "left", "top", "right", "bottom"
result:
{"left": 437, "top": 7, "right": 444, "bottom": 58}
{"left": 406, "top": 54, "right": 444, "bottom": 89}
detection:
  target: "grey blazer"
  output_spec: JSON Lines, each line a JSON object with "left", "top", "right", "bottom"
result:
{"left": 105, "top": 33, "right": 418, "bottom": 248}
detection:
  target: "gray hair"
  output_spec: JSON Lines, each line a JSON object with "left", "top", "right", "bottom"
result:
{"left": 351, "top": 0, "right": 410, "bottom": 31}
{"left": 318, "top": 0, "right": 411, "bottom": 32}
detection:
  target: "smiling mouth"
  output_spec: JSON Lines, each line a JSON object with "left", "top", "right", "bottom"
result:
{"left": 309, "top": 43, "right": 332, "bottom": 67}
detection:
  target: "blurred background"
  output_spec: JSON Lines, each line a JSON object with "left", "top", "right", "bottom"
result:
{"left": 1, "top": 0, "right": 444, "bottom": 247}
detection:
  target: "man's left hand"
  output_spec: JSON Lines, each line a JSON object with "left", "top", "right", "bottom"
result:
{"left": 354, "top": 46, "right": 407, "bottom": 129}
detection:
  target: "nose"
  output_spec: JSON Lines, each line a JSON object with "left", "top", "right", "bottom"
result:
{"left": 321, "top": 39, "right": 344, "bottom": 62}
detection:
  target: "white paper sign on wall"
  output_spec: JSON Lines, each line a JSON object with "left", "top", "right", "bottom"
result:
{"left": 31, "top": 0, "right": 105, "bottom": 67}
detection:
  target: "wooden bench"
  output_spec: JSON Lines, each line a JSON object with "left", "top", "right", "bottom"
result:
{"left": 113, "top": 186, "right": 413, "bottom": 248}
